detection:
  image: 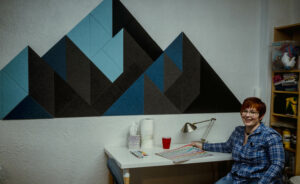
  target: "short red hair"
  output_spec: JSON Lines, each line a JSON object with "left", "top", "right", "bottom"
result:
{"left": 240, "top": 97, "right": 266, "bottom": 118}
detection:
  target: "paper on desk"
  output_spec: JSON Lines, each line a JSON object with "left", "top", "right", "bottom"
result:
{"left": 156, "top": 144, "right": 212, "bottom": 163}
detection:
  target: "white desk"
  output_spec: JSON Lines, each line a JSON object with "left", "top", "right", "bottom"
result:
{"left": 104, "top": 144, "right": 232, "bottom": 184}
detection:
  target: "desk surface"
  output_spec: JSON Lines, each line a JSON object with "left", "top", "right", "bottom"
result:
{"left": 104, "top": 144, "right": 232, "bottom": 169}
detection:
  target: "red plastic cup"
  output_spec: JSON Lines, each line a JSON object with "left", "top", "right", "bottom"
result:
{"left": 162, "top": 137, "right": 171, "bottom": 149}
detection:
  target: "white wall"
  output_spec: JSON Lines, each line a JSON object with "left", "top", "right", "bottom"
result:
{"left": 0, "top": 0, "right": 298, "bottom": 184}
{"left": 0, "top": 113, "right": 242, "bottom": 184}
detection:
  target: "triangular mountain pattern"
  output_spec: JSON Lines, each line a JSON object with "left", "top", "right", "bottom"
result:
{"left": 0, "top": 0, "right": 241, "bottom": 119}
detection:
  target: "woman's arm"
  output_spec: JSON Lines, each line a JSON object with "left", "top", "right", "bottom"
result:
{"left": 192, "top": 127, "right": 240, "bottom": 153}
{"left": 258, "top": 133, "right": 285, "bottom": 184}
{"left": 202, "top": 140, "right": 233, "bottom": 153}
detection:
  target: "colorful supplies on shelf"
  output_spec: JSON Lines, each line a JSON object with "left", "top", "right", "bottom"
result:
{"left": 286, "top": 97, "right": 298, "bottom": 115}
{"left": 273, "top": 73, "right": 298, "bottom": 91}
{"left": 274, "top": 94, "right": 298, "bottom": 115}
{"left": 283, "top": 129, "right": 291, "bottom": 149}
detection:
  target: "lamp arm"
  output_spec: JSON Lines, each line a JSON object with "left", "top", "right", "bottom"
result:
{"left": 198, "top": 118, "right": 216, "bottom": 143}
{"left": 192, "top": 118, "right": 216, "bottom": 125}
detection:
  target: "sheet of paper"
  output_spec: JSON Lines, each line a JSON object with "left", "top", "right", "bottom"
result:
{"left": 156, "top": 144, "right": 212, "bottom": 163}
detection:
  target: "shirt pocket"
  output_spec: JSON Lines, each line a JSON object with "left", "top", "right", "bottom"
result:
{"left": 241, "top": 143, "right": 266, "bottom": 164}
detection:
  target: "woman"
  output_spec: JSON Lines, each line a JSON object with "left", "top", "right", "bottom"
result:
{"left": 193, "top": 97, "right": 285, "bottom": 184}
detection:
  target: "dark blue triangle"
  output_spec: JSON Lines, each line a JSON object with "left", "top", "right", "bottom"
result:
{"left": 42, "top": 37, "right": 67, "bottom": 80}
{"left": 104, "top": 74, "right": 144, "bottom": 115}
{"left": 165, "top": 33, "right": 183, "bottom": 71}
{"left": 4, "top": 96, "right": 53, "bottom": 119}
{"left": 145, "top": 54, "right": 164, "bottom": 92}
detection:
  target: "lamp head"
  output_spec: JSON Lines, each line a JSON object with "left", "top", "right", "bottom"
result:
{"left": 182, "top": 122, "right": 197, "bottom": 133}
{"left": 182, "top": 118, "right": 216, "bottom": 133}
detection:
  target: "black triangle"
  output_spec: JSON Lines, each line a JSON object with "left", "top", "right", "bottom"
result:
{"left": 112, "top": 0, "right": 162, "bottom": 60}
{"left": 28, "top": 46, "right": 101, "bottom": 118}
{"left": 29, "top": 47, "right": 56, "bottom": 116}
{"left": 144, "top": 75, "right": 180, "bottom": 114}
{"left": 65, "top": 36, "right": 112, "bottom": 105}
{"left": 184, "top": 58, "right": 241, "bottom": 113}
{"left": 54, "top": 73, "right": 101, "bottom": 117}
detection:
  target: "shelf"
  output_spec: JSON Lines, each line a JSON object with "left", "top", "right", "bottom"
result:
{"left": 271, "top": 121, "right": 297, "bottom": 129}
{"left": 275, "top": 23, "right": 300, "bottom": 30}
{"left": 273, "top": 90, "right": 299, "bottom": 94}
{"left": 272, "top": 113, "right": 298, "bottom": 119}
{"left": 274, "top": 23, "right": 300, "bottom": 42}
{"left": 285, "top": 147, "right": 296, "bottom": 153}
{"left": 273, "top": 70, "right": 300, "bottom": 73}
{"left": 271, "top": 23, "right": 300, "bottom": 175}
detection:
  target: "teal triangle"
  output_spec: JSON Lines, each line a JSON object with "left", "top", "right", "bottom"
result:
{"left": 91, "top": 50, "right": 122, "bottom": 82}
{"left": 1, "top": 72, "right": 27, "bottom": 119}
{"left": 90, "top": 0, "right": 113, "bottom": 36}
{"left": 67, "top": 15, "right": 90, "bottom": 58}
{"left": 42, "top": 37, "right": 67, "bottom": 80}
{"left": 0, "top": 71, "right": 3, "bottom": 119}
{"left": 102, "top": 29, "right": 123, "bottom": 73}
{"left": 165, "top": 33, "right": 183, "bottom": 71}
{"left": 145, "top": 54, "right": 164, "bottom": 92}
{"left": 104, "top": 75, "right": 144, "bottom": 115}
{"left": 90, "top": 15, "right": 111, "bottom": 57}
{"left": 4, "top": 96, "right": 53, "bottom": 120}
{"left": 2, "top": 47, "right": 29, "bottom": 92}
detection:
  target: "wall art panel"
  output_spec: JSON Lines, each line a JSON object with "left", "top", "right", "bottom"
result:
{"left": 0, "top": 0, "right": 241, "bottom": 119}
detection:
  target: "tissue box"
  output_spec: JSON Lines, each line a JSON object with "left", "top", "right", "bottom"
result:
{"left": 128, "top": 135, "right": 140, "bottom": 150}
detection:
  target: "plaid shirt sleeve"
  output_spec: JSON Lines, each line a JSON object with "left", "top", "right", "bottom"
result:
{"left": 202, "top": 127, "right": 239, "bottom": 153}
{"left": 258, "top": 133, "right": 285, "bottom": 184}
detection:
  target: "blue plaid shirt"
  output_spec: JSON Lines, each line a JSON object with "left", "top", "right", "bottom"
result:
{"left": 203, "top": 123, "right": 285, "bottom": 184}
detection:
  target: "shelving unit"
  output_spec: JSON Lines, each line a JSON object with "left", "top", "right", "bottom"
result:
{"left": 270, "top": 23, "right": 300, "bottom": 175}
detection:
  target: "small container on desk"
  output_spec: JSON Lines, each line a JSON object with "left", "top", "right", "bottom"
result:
{"left": 128, "top": 135, "right": 140, "bottom": 150}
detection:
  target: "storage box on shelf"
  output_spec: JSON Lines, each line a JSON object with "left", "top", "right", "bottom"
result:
{"left": 270, "top": 23, "right": 300, "bottom": 176}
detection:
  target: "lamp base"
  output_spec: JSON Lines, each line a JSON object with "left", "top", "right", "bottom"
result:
{"left": 200, "top": 138, "right": 206, "bottom": 143}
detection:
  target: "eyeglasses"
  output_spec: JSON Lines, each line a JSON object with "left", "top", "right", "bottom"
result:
{"left": 241, "top": 110, "right": 259, "bottom": 116}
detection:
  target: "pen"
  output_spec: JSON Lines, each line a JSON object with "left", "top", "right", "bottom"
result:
{"left": 130, "top": 151, "right": 144, "bottom": 158}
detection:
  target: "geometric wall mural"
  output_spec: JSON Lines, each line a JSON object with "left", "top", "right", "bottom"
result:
{"left": 0, "top": 0, "right": 241, "bottom": 120}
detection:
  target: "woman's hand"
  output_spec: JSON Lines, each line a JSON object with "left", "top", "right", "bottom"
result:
{"left": 191, "top": 141, "right": 203, "bottom": 150}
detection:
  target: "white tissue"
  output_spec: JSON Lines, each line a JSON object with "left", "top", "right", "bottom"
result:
{"left": 140, "top": 118, "right": 154, "bottom": 149}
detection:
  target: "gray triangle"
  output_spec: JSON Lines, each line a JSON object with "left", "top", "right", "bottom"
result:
{"left": 180, "top": 33, "right": 201, "bottom": 110}
{"left": 144, "top": 75, "right": 180, "bottom": 114}
{"left": 124, "top": 30, "right": 153, "bottom": 72}
{"left": 66, "top": 37, "right": 92, "bottom": 105}
{"left": 164, "top": 53, "right": 182, "bottom": 92}
{"left": 164, "top": 34, "right": 202, "bottom": 112}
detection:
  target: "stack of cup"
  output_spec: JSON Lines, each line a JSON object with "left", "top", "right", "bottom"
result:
{"left": 128, "top": 122, "right": 140, "bottom": 150}
{"left": 140, "top": 118, "right": 154, "bottom": 149}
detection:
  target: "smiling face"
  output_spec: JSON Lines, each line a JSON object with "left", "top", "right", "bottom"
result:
{"left": 241, "top": 107, "right": 263, "bottom": 128}
{"left": 240, "top": 97, "right": 266, "bottom": 130}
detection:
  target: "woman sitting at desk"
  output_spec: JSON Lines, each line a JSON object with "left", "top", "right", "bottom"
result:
{"left": 192, "top": 97, "right": 285, "bottom": 184}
